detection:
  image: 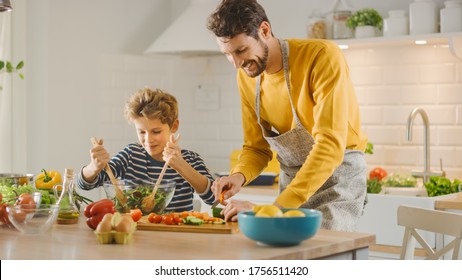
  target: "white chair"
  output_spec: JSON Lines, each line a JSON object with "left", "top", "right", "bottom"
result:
{"left": 397, "top": 205, "right": 462, "bottom": 260}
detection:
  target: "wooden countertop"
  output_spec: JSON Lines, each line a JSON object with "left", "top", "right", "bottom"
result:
{"left": 434, "top": 193, "right": 462, "bottom": 211}
{"left": 0, "top": 218, "right": 375, "bottom": 260}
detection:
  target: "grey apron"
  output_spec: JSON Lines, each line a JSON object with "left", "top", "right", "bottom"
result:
{"left": 255, "top": 40, "right": 367, "bottom": 231}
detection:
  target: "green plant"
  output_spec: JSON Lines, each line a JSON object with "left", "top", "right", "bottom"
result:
{"left": 346, "top": 8, "right": 383, "bottom": 31}
{"left": 0, "top": 59, "right": 24, "bottom": 90}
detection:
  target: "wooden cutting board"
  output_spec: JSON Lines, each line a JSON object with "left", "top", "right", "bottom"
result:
{"left": 137, "top": 216, "right": 239, "bottom": 234}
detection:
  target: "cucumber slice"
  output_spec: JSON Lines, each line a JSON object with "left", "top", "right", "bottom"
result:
{"left": 212, "top": 207, "right": 224, "bottom": 219}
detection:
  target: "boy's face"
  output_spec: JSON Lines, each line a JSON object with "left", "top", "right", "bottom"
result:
{"left": 133, "top": 117, "right": 178, "bottom": 161}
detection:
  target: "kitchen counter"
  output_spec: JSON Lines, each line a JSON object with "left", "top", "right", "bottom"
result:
{"left": 435, "top": 193, "right": 462, "bottom": 211}
{"left": 0, "top": 219, "right": 375, "bottom": 260}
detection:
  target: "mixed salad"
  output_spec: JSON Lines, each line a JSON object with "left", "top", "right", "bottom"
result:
{"left": 114, "top": 184, "right": 170, "bottom": 215}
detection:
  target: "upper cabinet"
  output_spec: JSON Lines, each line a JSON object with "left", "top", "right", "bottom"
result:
{"left": 333, "top": 32, "right": 462, "bottom": 60}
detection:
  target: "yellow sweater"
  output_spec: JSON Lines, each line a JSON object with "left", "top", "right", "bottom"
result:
{"left": 231, "top": 39, "right": 368, "bottom": 208}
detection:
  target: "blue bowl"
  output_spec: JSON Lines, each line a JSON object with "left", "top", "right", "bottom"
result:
{"left": 238, "top": 208, "right": 322, "bottom": 246}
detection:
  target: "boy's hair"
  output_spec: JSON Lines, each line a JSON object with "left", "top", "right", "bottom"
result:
{"left": 124, "top": 88, "right": 178, "bottom": 127}
{"left": 207, "top": 0, "right": 270, "bottom": 40}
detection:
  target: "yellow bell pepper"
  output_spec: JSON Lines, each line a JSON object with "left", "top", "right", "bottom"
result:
{"left": 35, "top": 169, "right": 62, "bottom": 189}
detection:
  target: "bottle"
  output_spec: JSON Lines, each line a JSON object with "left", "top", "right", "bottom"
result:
{"left": 383, "top": 10, "right": 409, "bottom": 37}
{"left": 332, "top": 10, "right": 353, "bottom": 39}
{"left": 307, "top": 10, "right": 327, "bottom": 39}
{"left": 409, "top": 0, "right": 439, "bottom": 35}
{"left": 440, "top": 1, "right": 462, "bottom": 33}
{"left": 55, "top": 168, "right": 80, "bottom": 224}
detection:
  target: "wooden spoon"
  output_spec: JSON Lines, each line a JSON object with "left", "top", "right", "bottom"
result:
{"left": 141, "top": 134, "right": 180, "bottom": 213}
{"left": 90, "top": 137, "right": 127, "bottom": 206}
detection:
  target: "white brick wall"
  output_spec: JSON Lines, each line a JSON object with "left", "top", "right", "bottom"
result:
{"left": 99, "top": 42, "right": 462, "bottom": 180}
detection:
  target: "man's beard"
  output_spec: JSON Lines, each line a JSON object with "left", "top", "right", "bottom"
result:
{"left": 242, "top": 40, "right": 269, "bottom": 78}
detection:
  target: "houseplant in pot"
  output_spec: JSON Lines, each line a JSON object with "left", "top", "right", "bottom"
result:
{"left": 346, "top": 8, "right": 383, "bottom": 38}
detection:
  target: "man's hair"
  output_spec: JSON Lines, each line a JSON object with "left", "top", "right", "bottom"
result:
{"left": 207, "top": 0, "right": 270, "bottom": 39}
{"left": 124, "top": 87, "right": 178, "bottom": 127}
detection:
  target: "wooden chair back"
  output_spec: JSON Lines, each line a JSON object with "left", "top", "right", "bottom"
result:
{"left": 397, "top": 205, "right": 462, "bottom": 260}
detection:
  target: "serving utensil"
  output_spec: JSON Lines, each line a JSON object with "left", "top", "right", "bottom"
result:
{"left": 141, "top": 134, "right": 180, "bottom": 213}
{"left": 90, "top": 137, "right": 127, "bottom": 206}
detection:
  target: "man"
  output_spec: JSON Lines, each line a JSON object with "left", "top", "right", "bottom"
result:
{"left": 207, "top": 0, "right": 368, "bottom": 231}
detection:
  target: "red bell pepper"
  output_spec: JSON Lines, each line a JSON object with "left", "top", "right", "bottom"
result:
{"left": 83, "top": 199, "right": 115, "bottom": 230}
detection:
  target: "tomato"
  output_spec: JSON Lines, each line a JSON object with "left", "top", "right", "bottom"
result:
{"left": 147, "top": 213, "right": 155, "bottom": 223}
{"left": 162, "top": 215, "right": 173, "bottom": 225}
{"left": 369, "top": 167, "right": 388, "bottom": 181}
{"left": 15, "top": 193, "right": 36, "bottom": 213}
{"left": 130, "top": 209, "right": 142, "bottom": 222}
{"left": 153, "top": 214, "right": 163, "bottom": 224}
{"left": 173, "top": 216, "right": 182, "bottom": 225}
{"left": 0, "top": 203, "right": 10, "bottom": 224}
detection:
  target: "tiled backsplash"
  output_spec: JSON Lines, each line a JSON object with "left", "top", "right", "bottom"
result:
{"left": 99, "top": 43, "right": 462, "bottom": 180}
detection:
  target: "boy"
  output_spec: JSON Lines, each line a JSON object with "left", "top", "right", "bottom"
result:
{"left": 76, "top": 88, "right": 215, "bottom": 212}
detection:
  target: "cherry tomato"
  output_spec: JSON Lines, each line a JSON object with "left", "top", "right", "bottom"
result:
{"left": 173, "top": 216, "right": 182, "bottom": 225}
{"left": 162, "top": 215, "right": 173, "bottom": 225}
{"left": 130, "top": 209, "right": 142, "bottom": 222}
{"left": 147, "top": 213, "right": 156, "bottom": 223}
{"left": 153, "top": 214, "right": 163, "bottom": 224}
{"left": 369, "top": 167, "right": 387, "bottom": 181}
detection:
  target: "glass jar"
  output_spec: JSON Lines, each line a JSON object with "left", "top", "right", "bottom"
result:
{"left": 440, "top": 1, "right": 462, "bottom": 33}
{"left": 409, "top": 0, "right": 439, "bottom": 34}
{"left": 307, "top": 10, "right": 327, "bottom": 39}
{"left": 54, "top": 168, "right": 80, "bottom": 224}
{"left": 333, "top": 10, "right": 353, "bottom": 39}
{"left": 383, "top": 10, "right": 409, "bottom": 36}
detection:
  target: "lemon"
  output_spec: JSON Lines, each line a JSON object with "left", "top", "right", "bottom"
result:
{"left": 283, "top": 210, "right": 306, "bottom": 217}
{"left": 252, "top": 205, "right": 265, "bottom": 213}
{"left": 255, "top": 205, "right": 283, "bottom": 217}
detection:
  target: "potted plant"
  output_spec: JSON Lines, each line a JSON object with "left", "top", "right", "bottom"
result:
{"left": 346, "top": 8, "right": 383, "bottom": 38}
{"left": 0, "top": 60, "right": 24, "bottom": 90}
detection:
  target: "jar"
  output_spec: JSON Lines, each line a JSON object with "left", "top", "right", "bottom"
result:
{"left": 307, "top": 10, "right": 327, "bottom": 39}
{"left": 54, "top": 168, "right": 80, "bottom": 224}
{"left": 384, "top": 10, "right": 409, "bottom": 36}
{"left": 333, "top": 10, "right": 353, "bottom": 39}
{"left": 409, "top": 0, "right": 439, "bottom": 34}
{"left": 440, "top": 1, "right": 462, "bottom": 33}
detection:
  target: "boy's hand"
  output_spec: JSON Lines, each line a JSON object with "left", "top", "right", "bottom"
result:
{"left": 88, "top": 139, "right": 110, "bottom": 174}
{"left": 162, "top": 134, "right": 182, "bottom": 169}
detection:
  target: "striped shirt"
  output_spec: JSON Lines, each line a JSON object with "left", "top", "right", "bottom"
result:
{"left": 76, "top": 143, "right": 215, "bottom": 212}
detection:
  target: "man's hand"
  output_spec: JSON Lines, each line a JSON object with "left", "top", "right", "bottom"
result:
{"left": 211, "top": 172, "right": 245, "bottom": 203}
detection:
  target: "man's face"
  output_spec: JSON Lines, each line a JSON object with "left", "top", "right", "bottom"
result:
{"left": 217, "top": 33, "right": 269, "bottom": 78}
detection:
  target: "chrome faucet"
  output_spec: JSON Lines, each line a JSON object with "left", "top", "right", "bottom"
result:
{"left": 406, "top": 107, "right": 445, "bottom": 184}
